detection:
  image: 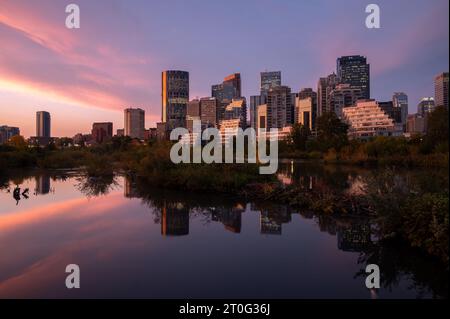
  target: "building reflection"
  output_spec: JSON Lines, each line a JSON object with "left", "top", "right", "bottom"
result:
{"left": 161, "top": 202, "right": 190, "bottom": 236}
{"left": 337, "top": 222, "right": 372, "bottom": 252}
{"left": 211, "top": 203, "right": 245, "bottom": 233}
{"left": 35, "top": 175, "right": 51, "bottom": 195}
{"left": 259, "top": 206, "right": 292, "bottom": 235}
{"left": 124, "top": 177, "right": 139, "bottom": 199}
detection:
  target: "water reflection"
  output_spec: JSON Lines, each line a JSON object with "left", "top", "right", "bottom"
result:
{"left": 0, "top": 168, "right": 447, "bottom": 299}
{"left": 35, "top": 175, "right": 51, "bottom": 195}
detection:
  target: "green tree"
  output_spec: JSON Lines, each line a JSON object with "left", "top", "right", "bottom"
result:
{"left": 316, "top": 112, "right": 349, "bottom": 151}
{"left": 423, "top": 106, "right": 449, "bottom": 152}
{"left": 289, "top": 123, "right": 310, "bottom": 151}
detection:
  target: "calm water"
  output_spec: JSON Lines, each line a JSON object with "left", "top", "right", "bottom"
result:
{"left": 0, "top": 164, "right": 448, "bottom": 299}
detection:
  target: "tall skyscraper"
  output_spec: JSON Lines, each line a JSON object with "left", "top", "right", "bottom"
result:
{"left": 162, "top": 70, "right": 189, "bottom": 129}
{"left": 417, "top": 97, "right": 435, "bottom": 116}
{"left": 260, "top": 71, "right": 281, "bottom": 93}
{"left": 266, "top": 86, "right": 292, "bottom": 128}
{"left": 435, "top": 72, "right": 449, "bottom": 109}
{"left": 36, "top": 111, "right": 51, "bottom": 138}
{"left": 392, "top": 92, "right": 409, "bottom": 127}
{"left": 92, "top": 122, "right": 113, "bottom": 144}
{"left": 337, "top": 55, "right": 370, "bottom": 99}
{"left": 124, "top": 108, "right": 145, "bottom": 139}
{"left": 212, "top": 73, "right": 242, "bottom": 123}
{"left": 317, "top": 73, "right": 338, "bottom": 117}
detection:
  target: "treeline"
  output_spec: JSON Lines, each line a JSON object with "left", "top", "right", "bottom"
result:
{"left": 281, "top": 106, "right": 449, "bottom": 167}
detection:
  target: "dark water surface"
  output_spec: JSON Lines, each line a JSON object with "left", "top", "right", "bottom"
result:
{"left": 0, "top": 163, "right": 448, "bottom": 299}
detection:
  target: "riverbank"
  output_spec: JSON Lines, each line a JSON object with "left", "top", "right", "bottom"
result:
{"left": 1, "top": 141, "right": 448, "bottom": 264}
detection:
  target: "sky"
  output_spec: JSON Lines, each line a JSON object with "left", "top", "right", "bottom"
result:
{"left": 0, "top": 0, "right": 448, "bottom": 138}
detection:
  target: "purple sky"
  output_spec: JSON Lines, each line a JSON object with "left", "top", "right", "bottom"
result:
{"left": 0, "top": 0, "right": 448, "bottom": 137}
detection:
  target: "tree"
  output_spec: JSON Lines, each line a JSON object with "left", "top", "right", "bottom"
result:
{"left": 7, "top": 135, "right": 27, "bottom": 150}
{"left": 289, "top": 123, "right": 310, "bottom": 151}
{"left": 425, "top": 106, "right": 449, "bottom": 148}
{"left": 316, "top": 112, "right": 349, "bottom": 151}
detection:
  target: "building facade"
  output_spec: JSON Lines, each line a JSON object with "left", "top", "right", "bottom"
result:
{"left": 36, "top": 111, "right": 51, "bottom": 138}
{"left": 187, "top": 99, "right": 201, "bottom": 117}
{"left": 212, "top": 73, "right": 242, "bottom": 123}
{"left": 295, "top": 88, "right": 317, "bottom": 130}
{"left": 317, "top": 73, "right": 338, "bottom": 117}
{"left": 417, "top": 97, "right": 435, "bottom": 116}
{"left": 92, "top": 122, "right": 113, "bottom": 144}
{"left": 260, "top": 71, "right": 281, "bottom": 93}
{"left": 124, "top": 108, "right": 145, "bottom": 139}
{"left": 0, "top": 126, "right": 20, "bottom": 144}
{"left": 328, "top": 84, "right": 363, "bottom": 118}
{"left": 336, "top": 55, "right": 370, "bottom": 99}
{"left": 224, "top": 98, "right": 247, "bottom": 128}
{"left": 295, "top": 97, "right": 314, "bottom": 131}
{"left": 200, "top": 97, "right": 218, "bottom": 128}
{"left": 406, "top": 114, "right": 427, "bottom": 135}
{"left": 162, "top": 70, "right": 189, "bottom": 129}
{"left": 266, "top": 86, "right": 292, "bottom": 129}
{"left": 342, "top": 100, "right": 399, "bottom": 139}
{"left": 392, "top": 92, "right": 409, "bottom": 128}
{"left": 435, "top": 72, "right": 449, "bottom": 109}
{"left": 250, "top": 95, "right": 263, "bottom": 129}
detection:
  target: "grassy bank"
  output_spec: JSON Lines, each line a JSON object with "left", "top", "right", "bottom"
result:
{"left": 1, "top": 138, "right": 448, "bottom": 264}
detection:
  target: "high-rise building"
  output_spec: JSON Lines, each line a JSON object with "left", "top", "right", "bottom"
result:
{"left": 162, "top": 70, "right": 189, "bottom": 129}
{"left": 92, "top": 122, "right": 113, "bottom": 144}
{"left": 342, "top": 100, "right": 399, "bottom": 139}
{"left": 379, "top": 101, "right": 402, "bottom": 124}
{"left": 257, "top": 104, "right": 268, "bottom": 130}
{"left": 417, "top": 97, "right": 435, "bottom": 116}
{"left": 295, "top": 97, "right": 314, "bottom": 131}
{"left": 337, "top": 55, "right": 370, "bottom": 99}
{"left": 328, "top": 84, "right": 363, "bottom": 118}
{"left": 249, "top": 71, "right": 282, "bottom": 129}
{"left": 186, "top": 99, "right": 201, "bottom": 132}
{"left": 187, "top": 99, "right": 201, "bottom": 117}
{"left": 224, "top": 98, "right": 247, "bottom": 128}
{"left": 200, "top": 97, "right": 218, "bottom": 128}
{"left": 124, "top": 108, "right": 145, "bottom": 139}
{"left": 36, "top": 111, "right": 51, "bottom": 138}
{"left": 392, "top": 92, "right": 409, "bottom": 127}
{"left": 250, "top": 95, "right": 263, "bottom": 129}
{"left": 260, "top": 71, "right": 281, "bottom": 93}
{"left": 266, "top": 86, "right": 292, "bottom": 128}
{"left": 0, "top": 126, "right": 20, "bottom": 144}
{"left": 406, "top": 114, "right": 427, "bottom": 135}
{"left": 435, "top": 72, "right": 449, "bottom": 109}
{"left": 212, "top": 73, "right": 242, "bottom": 123}
{"left": 317, "top": 73, "right": 338, "bottom": 117}
{"left": 295, "top": 88, "right": 317, "bottom": 130}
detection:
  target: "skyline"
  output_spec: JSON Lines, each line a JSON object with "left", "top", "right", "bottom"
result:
{"left": 0, "top": 0, "right": 449, "bottom": 137}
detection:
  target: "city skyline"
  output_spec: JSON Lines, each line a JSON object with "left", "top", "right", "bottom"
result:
{"left": 0, "top": 0, "right": 449, "bottom": 137}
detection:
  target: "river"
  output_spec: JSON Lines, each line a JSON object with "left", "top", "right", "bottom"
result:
{"left": 0, "top": 163, "right": 447, "bottom": 298}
